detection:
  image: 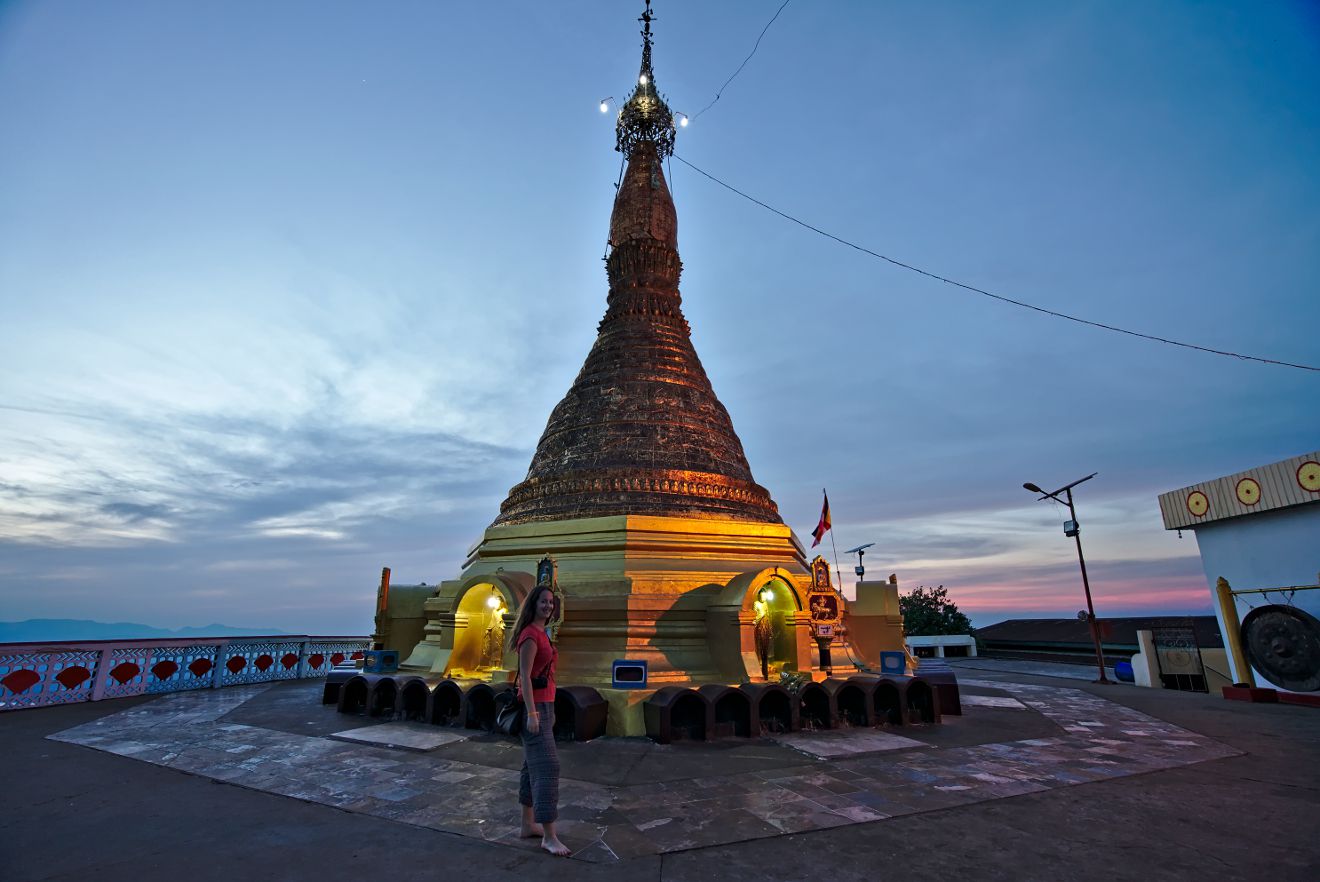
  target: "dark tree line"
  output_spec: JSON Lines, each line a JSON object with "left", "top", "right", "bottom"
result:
{"left": 899, "top": 584, "right": 974, "bottom": 636}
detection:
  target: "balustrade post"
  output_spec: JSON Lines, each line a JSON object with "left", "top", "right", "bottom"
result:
{"left": 86, "top": 644, "right": 113, "bottom": 697}
{"left": 211, "top": 640, "right": 229, "bottom": 689}
{"left": 296, "top": 639, "right": 311, "bottom": 679}
{"left": 90, "top": 647, "right": 114, "bottom": 702}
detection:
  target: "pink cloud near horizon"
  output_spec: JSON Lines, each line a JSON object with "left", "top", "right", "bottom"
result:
{"left": 892, "top": 556, "right": 1213, "bottom": 626}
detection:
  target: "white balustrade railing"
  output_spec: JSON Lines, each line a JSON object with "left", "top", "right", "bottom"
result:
{"left": 0, "top": 635, "right": 370, "bottom": 711}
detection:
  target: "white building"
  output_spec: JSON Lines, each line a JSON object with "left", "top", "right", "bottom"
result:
{"left": 1158, "top": 450, "right": 1320, "bottom": 692}
{"left": 905, "top": 634, "right": 977, "bottom": 658}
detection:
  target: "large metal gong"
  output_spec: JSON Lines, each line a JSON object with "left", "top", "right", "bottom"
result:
{"left": 1240, "top": 604, "right": 1320, "bottom": 692}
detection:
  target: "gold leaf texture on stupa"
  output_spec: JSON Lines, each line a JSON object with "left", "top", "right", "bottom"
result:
{"left": 494, "top": 141, "right": 780, "bottom": 526}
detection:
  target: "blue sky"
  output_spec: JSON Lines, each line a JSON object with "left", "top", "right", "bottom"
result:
{"left": 1, "top": 1, "right": 1317, "bottom": 634}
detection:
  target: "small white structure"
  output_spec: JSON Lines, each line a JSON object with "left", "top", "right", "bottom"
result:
{"left": 905, "top": 634, "right": 977, "bottom": 658}
{"left": 1158, "top": 450, "right": 1320, "bottom": 690}
{"left": 1127, "top": 628, "right": 1231, "bottom": 692}
{"left": 1129, "top": 630, "right": 1159, "bottom": 688}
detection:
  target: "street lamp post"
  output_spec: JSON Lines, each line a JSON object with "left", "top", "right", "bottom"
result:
{"left": 1022, "top": 473, "right": 1111, "bottom": 684}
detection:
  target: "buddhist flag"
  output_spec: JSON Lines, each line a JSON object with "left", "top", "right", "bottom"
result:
{"left": 811, "top": 490, "right": 832, "bottom": 548}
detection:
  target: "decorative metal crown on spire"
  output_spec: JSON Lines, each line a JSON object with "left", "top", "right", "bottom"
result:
{"left": 616, "top": 0, "right": 676, "bottom": 159}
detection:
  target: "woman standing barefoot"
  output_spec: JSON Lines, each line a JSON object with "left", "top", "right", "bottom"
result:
{"left": 508, "top": 585, "right": 569, "bottom": 856}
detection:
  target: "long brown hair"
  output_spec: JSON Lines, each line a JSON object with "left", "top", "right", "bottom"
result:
{"left": 506, "top": 585, "right": 558, "bottom": 655}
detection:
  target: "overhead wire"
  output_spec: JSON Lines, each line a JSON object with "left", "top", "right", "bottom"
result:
{"left": 692, "top": 0, "right": 793, "bottom": 120}
{"left": 672, "top": 154, "right": 1319, "bottom": 373}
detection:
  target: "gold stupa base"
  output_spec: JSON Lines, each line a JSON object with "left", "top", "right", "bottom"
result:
{"left": 379, "top": 515, "right": 909, "bottom": 715}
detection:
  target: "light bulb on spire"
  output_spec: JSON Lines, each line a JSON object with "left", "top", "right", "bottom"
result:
{"left": 615, "top": 0, "right": 676, "bottom": 159}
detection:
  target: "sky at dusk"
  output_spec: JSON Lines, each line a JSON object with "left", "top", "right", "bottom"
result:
{"left": 1, "top": 1, "right": 1317, "bottom": 635}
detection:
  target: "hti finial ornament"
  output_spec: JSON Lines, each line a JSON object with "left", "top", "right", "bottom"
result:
{"left": 616, "top": 0, "right": 676, "bottom": 159}
{"left": 641, "top": 1, "right": 653, "bottom": 50}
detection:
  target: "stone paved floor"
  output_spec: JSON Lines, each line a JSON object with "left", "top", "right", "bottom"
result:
{"left": 948, "top": 657, "right": 1114, "bottom": 680}
{"left": 48, "top": 676, "right": 1239, "bottom": 862}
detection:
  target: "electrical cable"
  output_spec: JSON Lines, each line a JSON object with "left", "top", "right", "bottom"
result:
{"left": 692, "top": 0, "right": 793, "bottom": 120}
{"left": 672, "top": 154, "right": 1320, "bottom": 373}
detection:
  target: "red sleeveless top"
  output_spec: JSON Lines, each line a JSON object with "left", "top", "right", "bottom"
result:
{"left": 515, "top": 626, "right": 556, "bottom": 704}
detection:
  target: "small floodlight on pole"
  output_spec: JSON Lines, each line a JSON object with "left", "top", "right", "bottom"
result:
{"left": 1022, "top": 473, "right": 1111, "bottom": 684}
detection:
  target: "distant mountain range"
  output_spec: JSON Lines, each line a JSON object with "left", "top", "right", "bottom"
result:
{"left": 0, "top": 619, "right": 286, "bottom": 643}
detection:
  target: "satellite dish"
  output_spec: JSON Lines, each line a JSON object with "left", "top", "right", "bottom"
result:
{"left": 1241, "top": 604, "right": 1320, "bottom": 692}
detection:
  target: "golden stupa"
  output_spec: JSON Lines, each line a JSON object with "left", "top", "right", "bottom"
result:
{"left": 377, "top": 6, "right": 906, "bottom": 734}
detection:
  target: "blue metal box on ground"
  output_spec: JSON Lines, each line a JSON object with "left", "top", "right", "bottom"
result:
{"left": 612, "top": 659, "right": 648, "bottom": 688}
{"left": 880, "top": 651, "right": 907, "bottom": 675}
{"left": 363, "top": 650, "right": 399, "bottom": 674}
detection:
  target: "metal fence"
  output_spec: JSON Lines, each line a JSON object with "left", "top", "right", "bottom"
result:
{"left": 0, "top": 635, "right": 370, "bottom": 711}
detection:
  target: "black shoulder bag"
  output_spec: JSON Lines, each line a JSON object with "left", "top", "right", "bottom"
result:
{"left": 494, "top": 689, "right": 524, "bottom": 736}
{"left": 494, "top": 636, "right": 552, "bottom": 736}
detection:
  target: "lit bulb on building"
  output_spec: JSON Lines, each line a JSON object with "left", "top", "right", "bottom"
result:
{"left": 487, "top": 595, "right": 500, "bottom": 609}
{"left": 600, "top": 101, "right": 608, "bottom": 113}
{"left": 639, "top": 74, "right": 648, "bottom": 85}
{"left": 679, "top": 116, "right": 688, "bottom": 127}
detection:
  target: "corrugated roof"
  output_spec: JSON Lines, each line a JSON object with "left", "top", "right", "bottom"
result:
{"left": 977, "top": 616, "right": 1223, "bottom": 649}
{"left": 1158, "top": 450, "right": 1320, "bottom": 530}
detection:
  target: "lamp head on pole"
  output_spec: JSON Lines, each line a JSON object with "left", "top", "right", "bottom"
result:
{"left": 1023, "top": 482, "right": 1043, "bottom": 493}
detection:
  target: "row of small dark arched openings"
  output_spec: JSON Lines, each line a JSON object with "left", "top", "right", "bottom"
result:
{"left": 326, "top": 673, "right": 608, "bottom": 742}
{"left": 643, "top": 676, "right": 942, "bottom": 744}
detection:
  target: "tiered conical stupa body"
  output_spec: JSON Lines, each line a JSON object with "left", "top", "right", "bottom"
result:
{"left": 386, "top": 7, "right": 904, "bottom": 733}
{"left": 495, "top": 141, "right": 779, "bottom": 527}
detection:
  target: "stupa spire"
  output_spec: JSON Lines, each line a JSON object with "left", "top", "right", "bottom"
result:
{"left": 616, "top": 0, "right": 676, "bottom": 160}
{"left": 493, "top": 2, "right": 780, "bottom": 527}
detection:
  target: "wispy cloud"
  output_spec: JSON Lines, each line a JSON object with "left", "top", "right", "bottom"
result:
{"left": 1, "top": 0, "right": 1316, "bottom": 635}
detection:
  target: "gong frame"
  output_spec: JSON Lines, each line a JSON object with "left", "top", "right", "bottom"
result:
{"left": 1218, "top": 575, "right": 1320, "bottom": 692}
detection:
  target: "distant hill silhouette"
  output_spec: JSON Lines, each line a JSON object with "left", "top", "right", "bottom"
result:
{"left": 0, "top": 619, "right": 286, "bottom": 643}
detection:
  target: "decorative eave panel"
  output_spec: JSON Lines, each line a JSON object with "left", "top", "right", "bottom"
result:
{"left": 1158, "top": 450, "right": 1320, "bottom": 530}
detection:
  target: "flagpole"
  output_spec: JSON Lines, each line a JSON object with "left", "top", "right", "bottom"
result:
{"left": 829, "top": 532, "right": 846, "bottom": 596}
{"left": 824, "top": 488, "right": 846, "bottom": 599}
{"left": 825, "top": 489, "right": 863, "bottom": 677}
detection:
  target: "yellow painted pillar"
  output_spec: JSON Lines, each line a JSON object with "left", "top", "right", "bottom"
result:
{"left": 1215, "top": 577, "right": 1255, "bottom": 687}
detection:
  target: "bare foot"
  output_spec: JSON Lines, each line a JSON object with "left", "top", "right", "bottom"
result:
{"left": 520, "top": 822, "right": 544, "bottom": 838}
{"left": 540, "top": 836, "right": 570, "bottom": 857}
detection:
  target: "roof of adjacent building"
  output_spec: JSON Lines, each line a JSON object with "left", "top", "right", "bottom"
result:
{"left": 1158, "top": 450, "right": 1320, "bottom": 531}
{"left": 977, "top": 616, "right": 1224, "bottom": 650}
